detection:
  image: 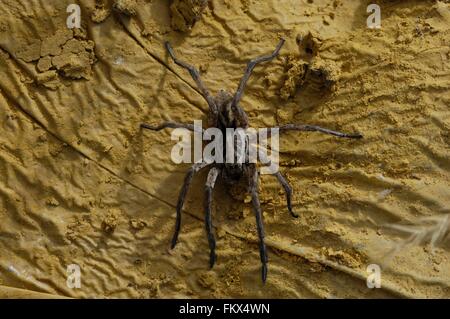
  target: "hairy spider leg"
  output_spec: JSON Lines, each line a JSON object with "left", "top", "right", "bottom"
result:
{"left": 204, "top": 167, "right": 221, "bottom": 268}
{"left": 141, "top": 122, "right": 204, "bottom": 133}
{"left": 274, "top": 172, "right": 298, "bottom": 218}
{"left": 277, "top": 124, "right": 363, "bottom": 139}
{"left": 249, "top": 166, "right": 269, "bottom": 283}
{"left": 261, "top": 123, "right": 362, "bottom": 218}
{"left": 231, "top": 39, "right": 285, "bottom": 109}
{"left": 165, "top": 41, "right": 218, "bottom": 117}
{"left": 171, "top": 162, "right": 209, "bottom": 249}
{"left": 256, "top": 148, "right": 298, "bottom": 218}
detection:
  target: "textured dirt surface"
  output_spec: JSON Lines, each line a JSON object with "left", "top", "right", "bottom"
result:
{"left": 0, "top": 0, "right": 449, "bottom": 298}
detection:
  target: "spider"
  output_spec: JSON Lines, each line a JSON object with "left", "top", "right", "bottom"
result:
{"left": 141, "top": 39, "right": 362, "bottom": 283}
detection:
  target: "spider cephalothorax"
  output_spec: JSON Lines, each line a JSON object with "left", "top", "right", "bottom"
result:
{"left": 141, "top": 39, "right": 362, "bottom": 283}
{"left": 214, "top": 89, "right": 249, "bottom": 129}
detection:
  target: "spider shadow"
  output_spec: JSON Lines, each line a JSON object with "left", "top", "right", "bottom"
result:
{"left": 119, "top": 127, "right": 237, "bottom": 276}
{"left": 163, "top": 166, "right": 243, "bottom": 281}
{"left": 153, "top": 160, "right": 235, "bottom": 242}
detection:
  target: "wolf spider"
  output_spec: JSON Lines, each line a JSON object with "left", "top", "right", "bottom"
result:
{"left": 141, "top": 39, "right": 362, "bottom": 283}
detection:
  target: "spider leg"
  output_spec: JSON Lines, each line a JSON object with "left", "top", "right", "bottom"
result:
{"left": 249, "top": 166, "right": 269, "bottom": 283}
{"left": 204, "top": 167, "right": 221, "bottom": 268}
{"left": 274, "top": 172, "right": 299, "bottom": 218}
{"left": 277, "top": 124, "right": 363, "bottom": 139}
{"left": 141, "top": 122, "right": 203, "bottom": 133}
{"left": 255, "top": 149, "right": 297, "bottom": 218}
{"left": 171, "top": 162, "right": 209, "bottom": 249}
{"left": 231, "top": 39, "right": 285, "bottom": 109}
{"left": 165, "top": 42, "right": 218, "bottom": 115}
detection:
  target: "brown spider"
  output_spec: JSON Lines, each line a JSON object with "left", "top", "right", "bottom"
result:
{"left": 141, "top": 39, "right": 362, "bottom": 283}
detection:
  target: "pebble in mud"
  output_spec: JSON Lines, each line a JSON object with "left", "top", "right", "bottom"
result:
{"left": 297, "top": 31, "right": 323, "bottom": 58}
{"left": 170, "top": 0, "right": 208, "bottom": 32}
{"left": 101, "top": 214, "right": 119, "bottom": 234}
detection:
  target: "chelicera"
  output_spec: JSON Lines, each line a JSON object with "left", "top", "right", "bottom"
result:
{"left": 141, "top": 39, "right": 362, "bottom": 283}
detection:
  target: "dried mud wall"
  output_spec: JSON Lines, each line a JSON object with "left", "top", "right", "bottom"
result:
{"left": 0, "top": 0, "right": 449, "bottom": 298}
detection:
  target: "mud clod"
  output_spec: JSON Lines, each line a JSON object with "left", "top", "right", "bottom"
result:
{"left": 170, "top": 0, "right": 208, "bottom": 32}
